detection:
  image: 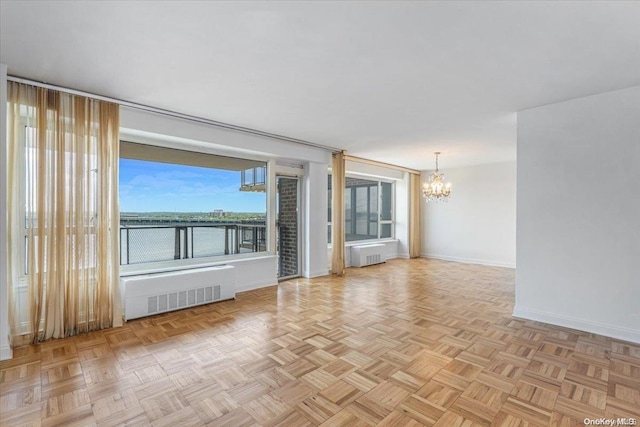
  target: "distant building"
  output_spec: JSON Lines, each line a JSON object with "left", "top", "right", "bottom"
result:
{"left": 211, "top": 209, "right": 231, "bottom": 218}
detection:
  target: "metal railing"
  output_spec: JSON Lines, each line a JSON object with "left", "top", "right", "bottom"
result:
{"left": 120, "top": 223, "right": 267, "bottom": 265}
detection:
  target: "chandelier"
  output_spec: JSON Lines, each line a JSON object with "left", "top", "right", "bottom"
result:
{"left": 423, "top": 152, "right": 452, "bottom": 202}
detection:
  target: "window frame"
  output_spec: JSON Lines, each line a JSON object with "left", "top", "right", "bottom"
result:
{"left": 118, "top": 141, "right": 270, "bottom": 274}
{"left": 344, "top": 175, "right": 395, "bottom": 242}
{"left": 328, "top": 173, "right": 396, "bottom": 245}
{"left": 17, "top": 121, "right": 29, "bottom": 280}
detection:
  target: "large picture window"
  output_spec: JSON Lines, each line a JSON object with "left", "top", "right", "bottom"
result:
{"left": 119, "top": 142, "right": 267, "bottom": 267}
{"left": 328, "top": 175, "right": 394, "bottom": 243}
{"left": 9, "top": 83, "right": 122, "bottom": 341}
{"left": 344, "top": 177, "right": 393, "bottom": 241}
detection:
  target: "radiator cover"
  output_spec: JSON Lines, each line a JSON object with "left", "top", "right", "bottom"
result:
{"left": 351, "top": 243, "right": 386, "bottom": 267}
{"left": 122, "top": 265, "right": 235, "bottom": 320}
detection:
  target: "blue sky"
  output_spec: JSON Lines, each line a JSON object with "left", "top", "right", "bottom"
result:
{"left": 119, "top": 159, "right": 266, "bottom": 213}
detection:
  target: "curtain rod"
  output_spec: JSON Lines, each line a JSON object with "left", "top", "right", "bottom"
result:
{"left": 7, "top": 75, "right": 343, "bottom": 154}
{"left": 344, "top": 154, "right": 420, "bottom": 175}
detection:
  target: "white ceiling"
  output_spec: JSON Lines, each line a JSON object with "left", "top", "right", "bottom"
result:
{"left": 1, "top": 1, "right": 639, "bottom": 169}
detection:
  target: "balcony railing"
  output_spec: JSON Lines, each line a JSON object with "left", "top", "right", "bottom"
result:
{"left": 120, "top": 223, "right": 267, "bottom": 265}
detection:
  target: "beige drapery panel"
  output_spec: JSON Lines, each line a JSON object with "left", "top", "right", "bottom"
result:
{"left": 331, "top": 152, "right": 346, "bottom": 275}
{"left": 7, "top": 82, "right": 122, "bottom": 343}
{"left": 409, "top": 172, "right": 422, "bottom": 258}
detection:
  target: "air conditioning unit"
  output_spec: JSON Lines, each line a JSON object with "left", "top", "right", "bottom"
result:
{"left": 121, "top": 265, "right": 235, "bottom": 320}
{"left": 351, "top": 244, "right": 386, "bottom": 267}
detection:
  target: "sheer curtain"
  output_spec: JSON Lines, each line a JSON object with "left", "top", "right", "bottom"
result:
{"left": 331, "top": 152, "right": 346, "bottom": 275}
{"left": 7, "top": 82, "right": 122, "bottom": 343}
{"left": 409, "top": 172, "right": 422, "bottom": 258}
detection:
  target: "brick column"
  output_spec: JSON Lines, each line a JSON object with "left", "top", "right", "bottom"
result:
{"left": 278, "top": 178, "right": 298, "bottom": 277}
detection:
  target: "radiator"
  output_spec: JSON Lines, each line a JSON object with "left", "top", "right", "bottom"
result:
{"left": 351, "top": 244, "right": 386, "bottom": 267}
{"left": 122, "top": 265, "right": 235, "bottom": 320}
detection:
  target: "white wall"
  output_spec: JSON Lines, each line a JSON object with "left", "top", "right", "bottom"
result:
{"left": 0, "top": 64, "right": 11, "bottom": 360}
{"left": 120, "top": 106, "right": 332, "bottom": 284}
{"left": 120, "top": 106, "right": 331, "bottom": 164}
{"left": 219, "top": 256, "right": 278, "bottom": 293}
{"left": 515, "top": 86, "right": 640, "bottom": 343}
{"left": 344, "top": 160, "right": 404, "bottom": 181}
{"left": 421, "top": 161, "right": 516, "bottom": 268}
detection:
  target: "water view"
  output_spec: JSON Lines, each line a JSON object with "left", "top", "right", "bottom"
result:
{"left": 119, "top": 215, "right": 267, "bottom": 265}
{"left": 119, "top": 153, "right": 267, "bottom": 265}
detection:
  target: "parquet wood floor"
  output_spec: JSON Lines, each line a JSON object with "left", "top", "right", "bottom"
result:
{"left": 1, "top": 259, "right": 639, "bottom": 426}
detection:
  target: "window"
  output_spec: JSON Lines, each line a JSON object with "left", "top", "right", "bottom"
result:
{"left": 20, "top": 126, "right": 37, "bottom": 276}
{"left": 328, "top": 174, "right": 394, "bottom": 243}
{"left": 16, "top": 116, "right": 109, "bottom": 280}
{"left": 344, "top": 177, "right": 393, "bottom": 241}
{"left": 18, "top": 126, "right": 102, "bottom": 277}
{"left": 119, "top": 142, "right": 267, "bottom": 266}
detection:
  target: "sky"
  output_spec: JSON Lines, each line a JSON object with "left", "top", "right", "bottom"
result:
{"left": 119, "top": 159, "right": 266, "bottom": 213}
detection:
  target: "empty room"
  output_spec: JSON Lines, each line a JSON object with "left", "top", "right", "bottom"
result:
{"left": 0, "top": 1, "right": 639, "bottom": 426}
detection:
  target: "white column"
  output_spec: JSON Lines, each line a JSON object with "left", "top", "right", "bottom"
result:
{"left": 0, "top": 64, "right": 12, "bottom": 360}
{"left": 303, "top": 161, "right": 329, "bottom": 278}
{"left": 266, "top": 159, "right": 277, "bottom": 256}
{"left": 395, "top": 171, "right": 410, "bottom": 258}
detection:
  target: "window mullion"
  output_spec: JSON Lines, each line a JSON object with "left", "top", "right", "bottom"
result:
{"left": 367, "top": 186, "right": 372, "bottom": 238}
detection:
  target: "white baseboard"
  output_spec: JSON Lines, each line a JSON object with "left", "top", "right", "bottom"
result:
{"left": 0, "top": 345, "right": 12, "bottom": 361}
{"left": 513, "top": 306, "right": 640, "bottom": 344}
{"left": 420, "top": 253, "right": 515, "bottom": 269}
